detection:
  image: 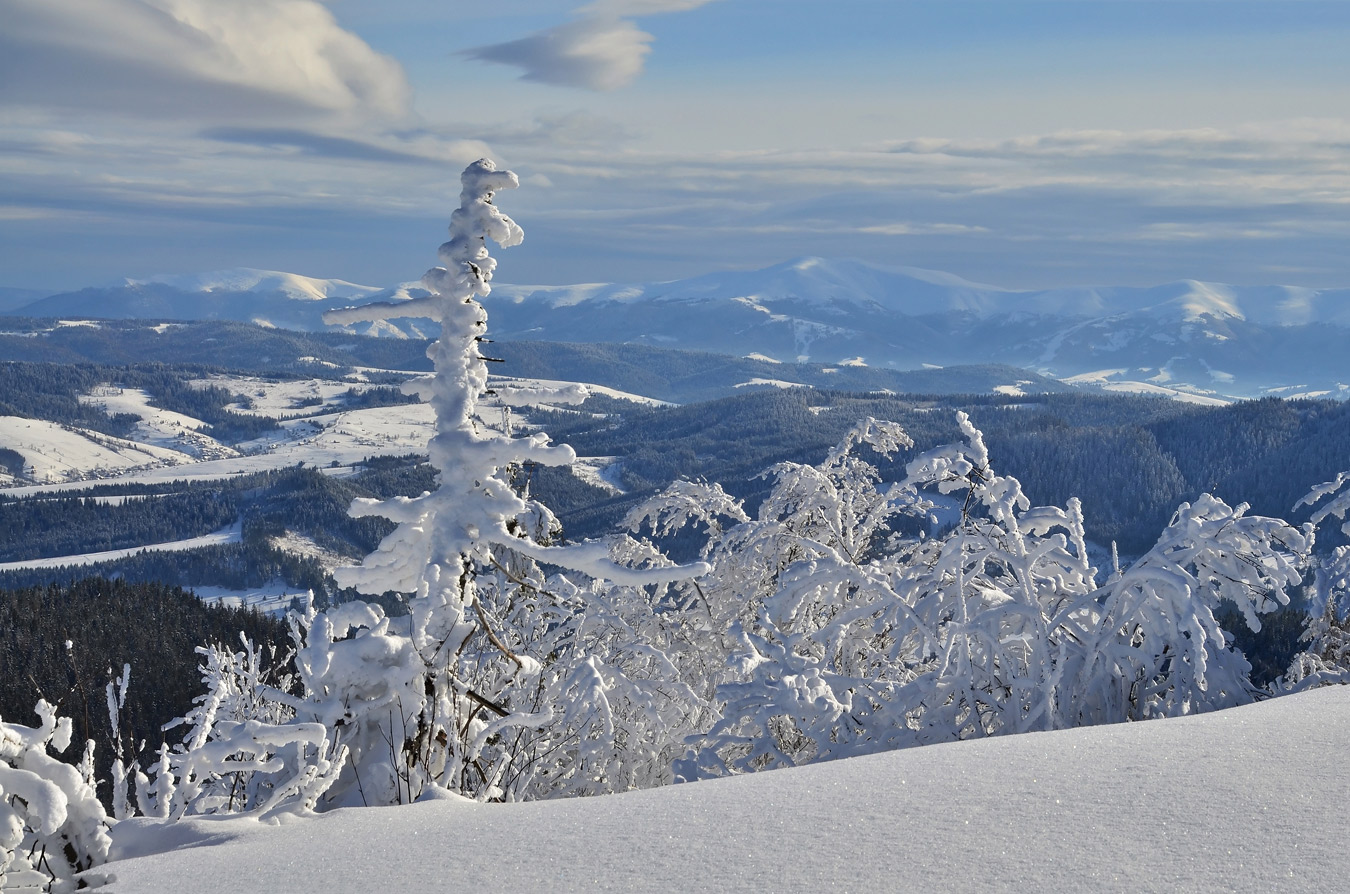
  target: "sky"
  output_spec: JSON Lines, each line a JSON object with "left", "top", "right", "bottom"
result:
{"left": 2, "top": 0, "right": 1349, "bottom": 293}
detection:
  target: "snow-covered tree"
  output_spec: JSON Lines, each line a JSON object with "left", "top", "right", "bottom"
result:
{"left": 1279, "top": 473, "right": 1350, "bottom": 691}
{"left": 638, "top": 411, "right": 1309, "bottom": 779}
{"left": 1060, "top": 492, "right": 1307, "bottom": 722}
{"left": 1, "top": 701, "right": 112, "bottom": 890}
{"left": 261, "top": 159, "right": 708, "bottom": 804}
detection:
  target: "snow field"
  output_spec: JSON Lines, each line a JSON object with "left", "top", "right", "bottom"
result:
{"left": 193, "top": 374, "right": 407, "bottom": 417}
{"left": 81, "top": 387, "right": 238, "bottom": 460}
{"left": 104, "top": 686, "right": 1350, "bottom": 894}
{"left": 189, "top": 581, "right": 306, "bottom": 614}
{"left": 0, "top": 403, "right": 437, "bottom": 500}
{"left": 489, "top": 375, "right": 672, "bottom": 408}
{"left": 0, "top": 415, "right": 194, "bottom": 485}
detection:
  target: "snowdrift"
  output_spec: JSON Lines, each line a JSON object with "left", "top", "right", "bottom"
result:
{"left": 106, "top": 686, "right": 1349, "bottom": 893}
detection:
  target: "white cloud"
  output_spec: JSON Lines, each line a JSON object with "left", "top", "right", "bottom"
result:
{"left": 0, "top": 0, "right": 411, "bottom": 122}
{"left": 465, "top": 17, "right": 653, "bottom": 92}
{"left": 464, "top": 0, "right": 718, "bottom": 91}
{"left": 860, "top": 223, "right": 990, "bottom": 236}
{"left": 578, "top": 0, "right": 719, "bottom": 14}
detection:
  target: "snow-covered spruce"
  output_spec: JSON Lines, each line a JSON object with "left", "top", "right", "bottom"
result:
{"left": 201, "top": 159, "right": 709, "bottom": 806}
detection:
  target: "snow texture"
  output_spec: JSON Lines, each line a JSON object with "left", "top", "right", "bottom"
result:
{"left": 104, "top": 686, "right": 1350, "bottom": 893}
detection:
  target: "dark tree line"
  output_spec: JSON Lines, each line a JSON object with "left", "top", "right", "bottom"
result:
{"left": 0, "top": 491, "right": 238, "bottom": 562}
{"left": 533, "top": 389, "right": 1350, "bottom": 554}
{"left": 0, "top": 363, "right": 140, "bottom": 437}
{"left": 0, "top": 577, "right": 290, "bottom": 805}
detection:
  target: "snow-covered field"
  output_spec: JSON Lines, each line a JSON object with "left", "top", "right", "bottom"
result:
{"left": 571, "top": 455, "right": 626, "bottom": 494}
{"left": 1060, "top": 370, "right": 1231, "bottom": 406}
{"left": 0, "top": 373, "right": 662, "bottom": 498}
{"left": 0, "top": 403, "right": 437, "bottom": 499}
{"left": 0, "top": 416, "right": 193, "bottom": 486}
{"left": 189, "top": 580, "right": 307, "bottom": 614}
{"left": 490, "top": 375, "right": 672, "bottom": 408}
{"left": 198, "top": 374, "right": 382, "bottom": 417}
{"left": 105, "top": 686, "right": 1350, "bottom": 893}
{"left": 82, "top": 387, "right": 238, "bottom": 460}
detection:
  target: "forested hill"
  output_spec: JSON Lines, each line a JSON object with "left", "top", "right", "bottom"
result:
{"left": 0, "top": 577, "right": 290, "bottom": 804}
{"left": 0, "top": 317, "right": 434, "bottom": 374}
{"left": 542, "top": 389, "right": 1350, "bottom": 554}
{"left": 0, "top": 317, "right": 1068, "bottom": 403}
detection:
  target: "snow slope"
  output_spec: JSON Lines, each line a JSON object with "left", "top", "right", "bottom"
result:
{"left": 0, "top": 404, "right": 436, "bottom": 498}
{"left": 82, "top": 387, "right": 239, "bottom": 460}
{"left": 106, "top": 687, "right": 1349, "bottom": 893}
{"left": 131, "top": 269, "right": 382, "bottom": 303}
{"left": 0, "top": 415, "right": 193, "bottom": 484}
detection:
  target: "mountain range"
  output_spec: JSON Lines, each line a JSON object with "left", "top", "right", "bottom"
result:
{"left": 11, "top": 258, "right": 1350, "bottom": 400}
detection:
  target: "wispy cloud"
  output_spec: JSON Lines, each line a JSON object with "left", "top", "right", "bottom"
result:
{"left": 0, "top": 0, "right": 410, "bottom": 123}
{"left": 199, "top": 127, "right": 490, "bottom": 166}
{"left": 465, "top": 17, "right": 652, "bottom": 92}
{"left": 464, "top": 1, "right": 718, "bottom": 91}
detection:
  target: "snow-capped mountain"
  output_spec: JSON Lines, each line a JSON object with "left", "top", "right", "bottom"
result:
{"left": 481, "top": 258, "right": 1350, "bottom": 400}
{"left": 132, "top": 269, "right": 382, "bottom": 303}
{"left": 14, "top": 268, "right": 401, "bottom": 335}
{"left": 11, "top": 258, "right": 1350, "bottom": 399}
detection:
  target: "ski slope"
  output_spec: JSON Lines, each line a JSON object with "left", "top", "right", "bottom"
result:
{"left": 105, "top": 687, "right": 1350, "bottom": 893}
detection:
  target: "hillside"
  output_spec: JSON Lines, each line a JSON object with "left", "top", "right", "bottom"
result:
{"left": 105, "top": 686, "right": 1350, "bottom": 893}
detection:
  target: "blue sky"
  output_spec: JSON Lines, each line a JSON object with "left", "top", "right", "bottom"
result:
{"left": 2, "top": 0, "right": 1349, "bottom": 292}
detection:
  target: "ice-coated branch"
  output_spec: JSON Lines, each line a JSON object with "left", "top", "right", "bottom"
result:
{"left": 328, "top": 158, "right": 705, "bottom": 593}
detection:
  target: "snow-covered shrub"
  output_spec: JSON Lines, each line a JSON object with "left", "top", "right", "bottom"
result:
{"left": 1278, "top": 474, "right": 1350, "bottom": 691}
{"left": 1, "top": 701, "right": 111, "bottom": 891}
{"left": 643, "top": 412, "right": 1309, "bottom": 779}
{"left": 124, "top": 628, "right": 345, "bottom": 819}
{"left": 1060, "top": 492, "right": 1307, "bottom": 722}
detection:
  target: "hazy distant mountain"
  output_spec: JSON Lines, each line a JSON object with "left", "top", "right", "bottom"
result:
{"left": 0, "top": 286, "right": 51, "bottom": 313}
{"left": 14, "top": 269, "right": 409, "bottom": 336}
{"left": 482, "top": 258, "right": 1350, "bottom": 400}
{"left": 12, "top": 257, "right": 1350, "bottom": 399}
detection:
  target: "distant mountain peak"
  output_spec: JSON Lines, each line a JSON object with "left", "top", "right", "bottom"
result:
{"left": 127, "top": 268, "right": 382, "bottom": 302}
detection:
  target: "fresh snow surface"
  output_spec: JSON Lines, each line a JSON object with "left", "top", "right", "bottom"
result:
{"left": 0, "top": 415, "right": 193, "bottom": 484}
{"left": 0, "top": 522, "right": 240, "bottom": 571}
{"left": 105, "top": 687, "right": 1350, "bottom": 893}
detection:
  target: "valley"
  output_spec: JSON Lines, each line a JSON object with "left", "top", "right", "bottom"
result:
{"left": 2, "top": 321, "right": 1347, "bottom": 623}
